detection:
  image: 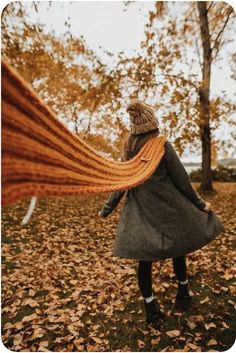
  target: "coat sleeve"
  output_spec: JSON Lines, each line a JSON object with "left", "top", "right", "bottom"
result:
{"left": 99, "top": 190, "right": 126, "bottom": 218}
{"left": 164, "top": 140, "right": 206, "bottom": 210}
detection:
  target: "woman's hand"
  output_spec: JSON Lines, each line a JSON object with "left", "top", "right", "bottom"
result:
{"left": 98, "top": 210, "right": 105, "bottom": 218}
{"left": 203, "top": 201, "right": 211, "bottom": 212}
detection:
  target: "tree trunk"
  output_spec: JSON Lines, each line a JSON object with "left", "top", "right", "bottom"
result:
{"left": 197, "top": 1, "right": 214, "bottom": 192}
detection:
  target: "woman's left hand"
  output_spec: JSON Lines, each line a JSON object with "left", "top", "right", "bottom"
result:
{"left": 203, "top": 202, "right": 211, "bottom": 212}
{"left": 98, "top": 210, "right": 105, "bottom": 218}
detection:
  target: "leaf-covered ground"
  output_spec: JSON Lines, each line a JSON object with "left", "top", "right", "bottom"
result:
{"left": 1, "top": 182, "right": 236, "bottom": 352}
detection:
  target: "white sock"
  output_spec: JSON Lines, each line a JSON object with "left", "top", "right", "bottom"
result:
{"left": 144, "top": 293, "right": 155, "bottom": 303}
{"left": 178, "top": 279, "right": 188, "bottom": 285}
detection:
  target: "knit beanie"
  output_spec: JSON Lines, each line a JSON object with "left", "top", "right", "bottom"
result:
{"left": 126, "top": 99, "right": 159, "bottom": 135}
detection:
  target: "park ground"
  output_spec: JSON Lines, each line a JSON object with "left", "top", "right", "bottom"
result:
{"left": 1, "top": 182, "right": 236, "bottom": 352}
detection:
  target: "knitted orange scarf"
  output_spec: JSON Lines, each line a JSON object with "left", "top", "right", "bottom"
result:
{"left": 2, "top": 59, "right": 167, "bottom": 206}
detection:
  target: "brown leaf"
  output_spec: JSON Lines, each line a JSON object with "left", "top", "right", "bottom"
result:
{"left": 222, "top": 273, "right": 233, "bottom": 280}
{"left": 166, "top": 330, "right": 180, "bottom": 337}
{"left": 222, "top": 322, "right": 229, "bottom": 328}
{"left": 22, "top": 313, "right": 38, "bottom": 323}
{"left": 22, "top": 298, "right": 39, "bottom": 307}
{"left": 87, "top": 345, "right": 99, "bottom": 352}
{"left": 38, "top": 347, "right": 50, "bottom": 352}
{"left": 188, "top": 321, "right": 197, "bottom": 330}
{"left": 200, "top": 296, "right": 210, "bottom": 304}
{"left": 91, "top": 336, "right": 103, "bottom": 344}
{"left": 151, "top": 337, "right": 161, "bottom": 345}
{"left": 205, "top": 323, "right": 216, "bottom": 330}
{"left": 208, "top": 339, "right": 218, "bottom": 346}
{"left": 138, "top": 339, "right": 145, "bottom": 348}
{"left": 40, "top": 341, "right": 49, "bottom": 347}
{"left": 13, "top": 334, "right": 23, "bottom": 347}
{"left": 188, "top": 343, "right": 200, "bottom": 350}
{"left": 4, "top": 322, "right": 14, "bottom": 330}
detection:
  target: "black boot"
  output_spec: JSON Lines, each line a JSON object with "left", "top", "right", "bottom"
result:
{"left": 143, "top": 296, "right": 165, "bottom": 328}
{"left": 175, "top": 282, "right": 192, "bottom": 310}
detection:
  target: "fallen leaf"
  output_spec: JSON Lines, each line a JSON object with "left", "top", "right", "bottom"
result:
{"left": 208, "top": 339, "right": 218, "bottom": 346}
{"left": 22, "top": 313, "right": 38, "bottom": 323}
{"left": 138, "top": 339, "right": 145, "bottom": 348}
{"left": 205, "top": 323, "right": 216, "bottom": 330}
{"left": 38, "top": 347, "right": 50, "bottom": 352}
{"left": 4, "top": 322, "right": 14, "bottom": 330}
{"left": 200, "top": 296, "right": 210, "bottom": 304}
{"left": 166, "top": 330, "right": 180, "bottom": 337}
{"left": 188, "top": 321, "right": 197, "bottom": 330}
{"left": 151, "top": 337, "right": 161, "bottom": 345}
{"left": 40, "top": 341, "right": 49, "bottom": 347}
{"left": 91, "top": 336, "right": 103, "bottom": 344}
{"left": 222, "top": 322, "right": 229, "bottom": 328}
{"left": 188, "top": 343, "right": 200, "bottom": 350}
{"left": 87, "top": 345, "right": 99, "bottom": 352}
{"left": 222, "top": 273, "right": 233, "bottom": 280}
{"left": 13, "top": 334, "right": 23, "bottom": 346}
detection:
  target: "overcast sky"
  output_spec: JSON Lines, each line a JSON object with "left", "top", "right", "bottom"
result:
{"left": 3, "top": 0, "right": 235, "bottom": 160}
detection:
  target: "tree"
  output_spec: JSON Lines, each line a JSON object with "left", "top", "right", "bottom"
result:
{"left": 197, "top": 1, "right": 234, "bottom": 191}
{"left": 119, "top": 1, "right": 235, "bottom": 192}
{"left": 211, "top": 140, "right": 218, "bottom": 168}
{"left": 1, "top": 2, "right": 127, "bottom": 158}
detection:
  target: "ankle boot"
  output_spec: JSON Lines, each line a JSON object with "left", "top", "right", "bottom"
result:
{"left": 143, "top": 296, "right": 165, "bottom": 327}
{"left": 175, "top": 282, "right": 192, "bottom": 309}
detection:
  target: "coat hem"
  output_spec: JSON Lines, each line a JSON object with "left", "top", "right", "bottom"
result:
{"left": 112, "top": 225, "right": 224, "bottom": 262}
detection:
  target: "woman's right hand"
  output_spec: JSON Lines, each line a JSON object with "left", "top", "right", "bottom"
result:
{"left": 203, "top": 201, "right": 211, "bottom": 212}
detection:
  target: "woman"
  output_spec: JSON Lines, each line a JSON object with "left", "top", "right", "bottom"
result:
{"left": 98, "top": 99, "right": 225, "bottom": 328}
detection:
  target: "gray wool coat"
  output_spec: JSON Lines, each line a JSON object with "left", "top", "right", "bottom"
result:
{"left": 100, "top": 140, "right": 225, "bottom": 261}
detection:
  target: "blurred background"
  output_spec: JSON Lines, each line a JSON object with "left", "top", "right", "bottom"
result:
{"left": 2, "top": 1, "right": 236, "bottom": 190}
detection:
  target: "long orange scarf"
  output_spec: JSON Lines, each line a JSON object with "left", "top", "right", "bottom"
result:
{"left": 2, "top": 59, "right": 167, "bottom": 206}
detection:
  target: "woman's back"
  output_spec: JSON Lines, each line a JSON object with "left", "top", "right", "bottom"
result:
{"left": 99, "top": 98, "right": 225, "bottom": 326}
{"left": 109, "top": 137, "right": 224, "bottom": 261}
{"left": 100, "top": 99, "right": 224, "bottom": 260}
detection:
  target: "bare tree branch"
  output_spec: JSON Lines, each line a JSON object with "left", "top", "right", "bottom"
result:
{"left": 211, "top": 10, "right": 234, "bottom": 53}
{"left": 206, "top": 1, "right": 214, "bottom": 13}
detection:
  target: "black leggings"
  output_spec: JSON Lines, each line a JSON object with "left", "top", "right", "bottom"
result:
{"left": 137, "top": 256, "right": 187, "bottom": 298}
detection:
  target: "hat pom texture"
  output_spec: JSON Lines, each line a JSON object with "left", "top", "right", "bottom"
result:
{"left": 126, "top": 99, "right": 159, "bottom": 135}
